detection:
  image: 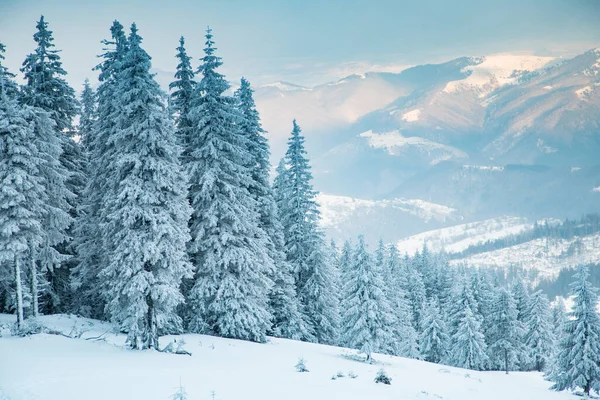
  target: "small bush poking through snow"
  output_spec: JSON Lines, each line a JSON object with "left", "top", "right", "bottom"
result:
{"left": 348, "top": 371, "right": 358, "bottom": 379}
{"left": 331, "top": 375, "right": 337, "bottom": 380}
{"left": 336, "top": 371, "right": 345, "bottom": 378}
{"left": 374, "top": 369, "right": 392, "bottom": 385}
{"left": 295, "top": 357, "right": 309, "bottom": 372}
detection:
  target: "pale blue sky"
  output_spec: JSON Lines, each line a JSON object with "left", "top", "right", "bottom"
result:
{"left": 1, "top": 0, "right": 599, "bottom": 90}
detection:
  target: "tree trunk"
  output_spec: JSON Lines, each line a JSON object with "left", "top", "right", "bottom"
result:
{"left": 504, "top": 348, "right": 509, "bottom": 375}
{"left": 29, "top": 239, "right": 38, "bottom": 318}
{"left": 146, "top": 293, "right": 158, "bottom": 350}
{"left": 14, "top": 255, "right": 24, "bottom": 329}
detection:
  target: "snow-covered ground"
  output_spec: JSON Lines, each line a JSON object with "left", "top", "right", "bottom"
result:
{"left": 451, "top": 233, "right": 600, "bottom": 278}
{"left": 0, "top": 314, "right": 573, "bottom": 400}
{"left": 317, "top": 193, "right": 458, "bottom": 228}
{"left": 358, "top": 130, "right": 467, "bottom": 164}
{"left": 396, "top": 216, "right": 531, "bottom": 256}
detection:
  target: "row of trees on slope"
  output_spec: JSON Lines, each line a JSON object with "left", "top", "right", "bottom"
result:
{"left": 0, "top": 17, "right": 336, "bottom": 348}
{"left": 1, "top": 16, "right": 599, "bottom": 397}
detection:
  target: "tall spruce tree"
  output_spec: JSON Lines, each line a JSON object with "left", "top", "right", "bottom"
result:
{"left": 420, "top": 297, "right": 450, "bottom": 363}
{"left": 0, "top": 43, "right": 18, "bottom": 99}
{"left": 99, "top": 24, "right": 193, "bottom": 350}
{"left": 487, "top": 288, "right": 525, "bottom": 374}
{"left": 448, "top": 304, "right": 489, "bottom": 370}
{"left": 169, "top": 36, "right": 195, "bottom": 151}
{"left": 387, "top": 245, "right": 419, "bottom": 358}
{"left": 549, "top": 265, "right": 600, "bottom": 396}
{"left": 185, "top": 28, "right": 273, "bottom": 342}
{"left": 235, "top": 77, "right": 310, "bottom": 341}
{"left": 274, "top": 120, "right": 339, "bottom": 344}
{"left": 0, "top": 78, "right": 47, "bottom": 328}
{"left": 78, "top": 79, "right": 96, "bottom": 150}
{"left": 20, "top": 15, "right": 76, "bottom": 316}
{"left": 72, "top": 20, "right": 128, "bottom": 318}
{"left": 341, "top": 235, "right": 395, "bottom": 360}
{"left": 524, "top": 290, "right": 555, "bottom": 372}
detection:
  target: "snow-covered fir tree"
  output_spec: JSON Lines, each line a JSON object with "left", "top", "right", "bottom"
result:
{"left": 549, "top": 265, "right": 600, "bottom": 396}
{"left": 78, "top": 79, "right": 96, "bottom": 149}
{"left": 185, "top": 28, "right": 272, "bottom": 342}
{"left": 98, "top": 24, "right": 193, "bottom": 350}
{"left": 235, "top": 76, "right": 311, "bottom": 341}
{"left": 419, "top": 297, "right": 450, "bottom": 363}
{"left": 551, "top": 297, "right": 567, "bottom": 343}
{"left": 406, "top": 253, "right": 427, "bottom": 333}
{"left": 384, "top": 244, "right": 419, "bottom": 358}
{"left": 524, "top": 290, "right": 555, "bottom": 372}
{"left": 0, "top": 42, "right": 18, "bottom": 99}
{"left": 20, "top": 15, "right": 76, "bottom": 317}
{"left": 274, "top": 120, "right": 339, "bottom": 344}
{"left": 169, "top": 36, "right": 195, "bottom": 151}
{"left": 72, "top": 20, "right": 129, "bottom": 318}
{"left": 341, "top": 235, "right": 395, "bottom": 360}
{"left": 0, "top": 79, "right": 47, "bottom": 328}
{"left": 487, "top": 288, "right": 525, "bottom": 374}
{"left": 448, "top": 304, "right": 489, "bottom": 370}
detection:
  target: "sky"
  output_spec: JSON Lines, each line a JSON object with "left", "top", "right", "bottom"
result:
{"left": 1, "top": 0, "right": 600, "bottom": 91}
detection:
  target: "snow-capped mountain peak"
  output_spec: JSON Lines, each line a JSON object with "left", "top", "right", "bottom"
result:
{"left": 443, "top": 53, "right": 555, "bottom": 96}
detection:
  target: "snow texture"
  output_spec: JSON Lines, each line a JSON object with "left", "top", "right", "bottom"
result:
{"left": 0, "top": 313, "right": 573, "bottom": 400}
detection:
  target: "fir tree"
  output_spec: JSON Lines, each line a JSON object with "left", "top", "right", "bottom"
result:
{"left": 0, "top": 83, "right": 46, "bottom": 328}
{"left": 524, "top": 290, "right": 555, "bottom": 372}
{"left": 420, "top": 297, "right": 450, "bottom": 363}
{"left": 449, "top": 305, "right": 489, "bottom": 370}
{"left": 549, "top": 265, "right": 600, "bottom": 396}
{"left": 487, "top": 288, "right": 525, "bottom": 374}
{"left": 186, "top": 28, "right": 272, "bottom": 342}
{"left": 274, "top": 120, "right": 339, "bottom": 344}
{"left": 551, "top": 297, "right": 567, "bottom": 342}
{"left": 20, "top": 16, "right": 79, "bottom": 132}
{"left": 383, "top": 245, "right": 419, "bottom": 358}
{"left": 341, "top": 235, "right": 395, "bottom": 360}
{"left": 20, "top": 15, "right": 76, "bottom": 316}
{"left": 169, "top": 36, "right": 195, "bottom": 151}
{"left": 71, "top": 20, "right": 128, "bottom": 318}
{"left": 78, "top": 79, "right": 96, "bottom": 150}
{"left": 407, "top": 255, "right": 427, "bottom": 333}
{"left": 99, "top": 24, "right": 193, "bottom": 350}
{"left": 235, "top": 77, "right": 310, "bottom": 341}
{"left": 0, "top": 42, "right": 18, "bottom": 99}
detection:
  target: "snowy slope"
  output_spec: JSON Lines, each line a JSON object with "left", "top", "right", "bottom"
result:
{"left": 0, "top": 314, "right": 573, "bottom": 400}
{"left": 450, "top": 233, "right": 600, "bottom": 278}
{"left": 396, "top": 216, "right": 531, "bottom": 256}
{"left": 317, "top": 193, "right": 462, "bottom": 245}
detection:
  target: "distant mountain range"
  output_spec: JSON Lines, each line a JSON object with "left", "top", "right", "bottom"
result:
{"left": 253, "top": 49, "right": 600, "bottom": 246}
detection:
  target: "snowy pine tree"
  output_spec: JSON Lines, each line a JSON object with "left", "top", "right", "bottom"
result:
{"left": 274, "top": 120, "right": 339, "bottom": 344}
{"left": 169, "top": 36, "right": 195, "bottom": 151}
{"left": 0, "top": 82, "right": 46, "bottom": 328}
{"left": 341, "top": 235, "right": 395, "bottom": 360}
{"left": 235, "top": 77, "right": 311, "bottom": 341}
{"left": 72, "top": 20, "right": 129, "bottom": 318}
{"left": 387, "top": 246, "right": 420, "bottom": 358}
{"left": 0, "top": 42, "right": 18, "bottom": 99}
{"left": 487, "top": 288, "right": 525, "bottom": 374}
{"left": 78, "top": 79, "right": 96, "bottom": 150}
{"left": 185, "top": 28, "right": 272, "bottom": 342}
{"left": 549, "top": 265, "right": 600, "bottom": 396}
{"left": 419, "top": 297, "right": 450, "bottom": 363}
{"left": 524, "top": 290, "right": 555, "bottom": 372}
{"left": 449, "top": 304, "right": 489, "bottom": 370}
{"left": 98, "top": 24, "right": 193, "bottom": 350}
{"left": 20, "top": 15, "right": 76, "bottom": 316}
